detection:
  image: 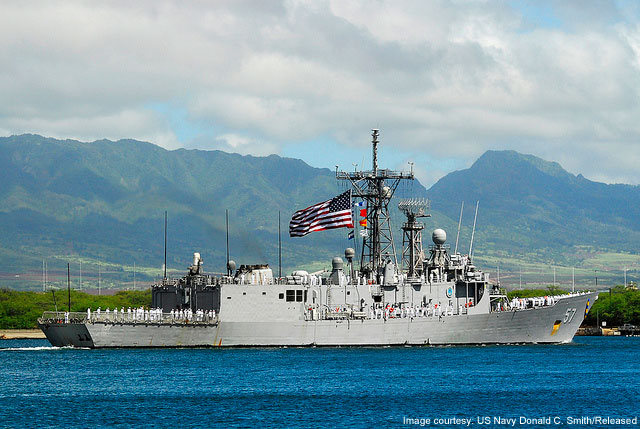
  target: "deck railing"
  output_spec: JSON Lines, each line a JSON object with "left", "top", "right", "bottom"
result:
{"left": 39, "top": 311, "right": 218, "bottom": 325}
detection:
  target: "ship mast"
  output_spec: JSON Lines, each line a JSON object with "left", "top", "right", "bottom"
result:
{"left": 399, "top": 199, "right": 430, "bottom": 278}
{"left": 336, "top": 130, "right": 414, "bottom": 277}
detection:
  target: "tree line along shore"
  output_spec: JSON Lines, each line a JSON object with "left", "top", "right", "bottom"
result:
{"left": 0, "top": 286, "right": 638, "bottom": 330}
{"left": 0, "top": 288, "right": 150, "bottom": 330}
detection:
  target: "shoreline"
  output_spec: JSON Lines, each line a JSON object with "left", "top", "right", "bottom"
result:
{"left": 0, "top": 329, "right": 46, "bottom": 339}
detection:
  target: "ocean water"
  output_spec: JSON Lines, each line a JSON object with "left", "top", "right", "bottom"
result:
{"left": 0, "top": 337, "right": 639, "bottom": 428}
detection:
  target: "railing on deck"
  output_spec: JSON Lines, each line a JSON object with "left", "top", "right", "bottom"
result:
{"left": 218, "top": 276, "right": 321, "bottom": 286}
{"left": 39, "top": 311, "right": 219, "bottom": 325}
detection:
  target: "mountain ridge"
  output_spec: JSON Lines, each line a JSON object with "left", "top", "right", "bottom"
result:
{"left": 0, "top": 134, "right": 638, "bottom": 290}
{"left": 426, "top": 149, "right": 640, "bottom": 262}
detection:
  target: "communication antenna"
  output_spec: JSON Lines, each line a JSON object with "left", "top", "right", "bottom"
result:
{"left": 372, "top": 129, "right": 378, "bottom": 175}
{"left": 520, "top": 267, "right": 522, "bottom": 290}
{"left": 278, "top": 211, "right": 282, "bottom": 278}
{"left": 226, "top": 209, "right": 230, "bottom": 275}
{"left": 164, "top": 211, "right": 168, "bottom": 280}
{"left": 468, "top": 201, "right": 479, "bottom": 259}
{"left": 398, "top": 199, "right": 430, "bottom": 277}
{"left": 51, "top": 287, "right": 58, "bottom": 313}
{"left": 67, "top": 262, "right": 71, "bottom": 313}
{"left": 336, "top": 129, "right": 414, "bottom": 275}
{"left": 454, "top": 201, "right": 464, "bottom": 254}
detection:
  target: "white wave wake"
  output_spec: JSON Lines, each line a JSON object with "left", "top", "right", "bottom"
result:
{"left": 0, "top": 346, "right": 80, "bottom": 351}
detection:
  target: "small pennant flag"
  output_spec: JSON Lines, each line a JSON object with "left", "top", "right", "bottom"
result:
{"left": 359, "top": 209, "right": 367, "bottom": 217}
{"left": 348, "top": 230, "right": 354, "bottom": 240}
{"left": 359, "top": 219, "right": 367, "bottom": 227}
{"left": 353, "top": 201, "right": 364, "bottom": 207}
{"left": 359, "top": 229, "right": 368, "bottom": 237}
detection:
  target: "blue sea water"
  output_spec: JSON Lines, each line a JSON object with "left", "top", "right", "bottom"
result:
{"left": 0, "top": 337, "right": 639, "bottom": 428}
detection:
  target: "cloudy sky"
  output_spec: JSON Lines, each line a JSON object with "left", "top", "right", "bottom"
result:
{"left": 1, "top": 0, "right": 639, "bottom": 186}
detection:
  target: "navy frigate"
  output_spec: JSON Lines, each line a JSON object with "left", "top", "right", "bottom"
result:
{"left": 38, "top": 130, "right": 596, "bottom": 347}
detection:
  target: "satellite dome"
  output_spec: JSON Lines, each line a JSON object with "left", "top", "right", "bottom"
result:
{"left": 344, "top": 248, "right": 355, "bottom": 261}
{"left": 432, "top": 229, "right": 447, "bottom": 245}
{"left": 332, "top": 257, "right": 344, "bottom": 270}
{"left": 382, "top": 186, "right": 392, "bottom": 199}
{"left": 227, "top": 260, "right": 236, "bottom": 272}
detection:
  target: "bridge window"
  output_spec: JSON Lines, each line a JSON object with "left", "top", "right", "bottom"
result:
{"left": 286, "top": 290, "right": 295, "bottom": 302}
{"left": 279, "top": 293, "right": 284, "bottom": 300}
{"left": 286, "top": 290, "right": 304, "bottom": 302}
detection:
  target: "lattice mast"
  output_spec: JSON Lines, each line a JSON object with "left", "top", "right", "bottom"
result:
{"left": 336, "top": 130, "right": 414, "bottom": 277}
{"left": 398, "top": 199, "right": 430, "bottom": 278}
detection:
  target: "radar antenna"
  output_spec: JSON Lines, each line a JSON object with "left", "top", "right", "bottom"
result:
{"left": 336, "top": 130, "right": 414, "bottom": 277}
{"left": 469, "top": 200, "right": 479, "bottom": 260}
{"left": 398, "top": 199, "right": 430, "bottom": 278}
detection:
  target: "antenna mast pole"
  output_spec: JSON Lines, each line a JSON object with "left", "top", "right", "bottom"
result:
{"left": 52, "top": 288, "right": 57, "bottom": 313}
{"left": 336, "top": 130, "right": 414, "bottom": 276}
{"left": 468, "top": 201, "right": 479, "bottom": 259}
{"left": 399, "top": 199, "right": 430, "bottom": 278}
{"left": 278, "top": 211, "right": 282, "bottom": 278}
{"left": 372, "top": 131, "right": 378, "bottom": 176}
{"left": 67, "top": 262, "right": 71, "bottom": 313}
{"left": 226, "top": 209, "right": 230, "bottom": 275}
{"left": 454, "top": 201, "right": 464, "bottom": 254}
{"left": 164, "top": 211, "right": 167, "bottom": 281}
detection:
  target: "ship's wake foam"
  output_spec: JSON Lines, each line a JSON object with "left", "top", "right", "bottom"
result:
{"left": 0, "top": 346, "right": 82, "bottom": 351}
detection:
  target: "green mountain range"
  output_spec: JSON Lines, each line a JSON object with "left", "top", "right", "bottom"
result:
{"left": 427, "top": 150, "right": 640, "bottom": 256}
{"left": 0, "top": 134, "right": 638, "bottom": 290}
{"left": 425, "top": 151, "right": 640, "bottom": 287}
{"left": 0, "top": 134, "right": 355, "bottom": 289}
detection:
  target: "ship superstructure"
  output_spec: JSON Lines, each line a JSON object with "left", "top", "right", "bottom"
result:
{"left": 39, "top": 130, "right": 596, "bottom": 347}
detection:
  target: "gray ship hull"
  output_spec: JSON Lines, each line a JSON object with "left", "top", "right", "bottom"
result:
{"left": 38, "top": 292, "right": 594, "bottom": 348}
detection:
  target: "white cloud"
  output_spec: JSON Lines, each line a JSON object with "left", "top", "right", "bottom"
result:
{"left": 211, "top": 133, "right": 279, "bottom": 157}
{"left": 0, "top": 0, "right": 639, "bottom": 185}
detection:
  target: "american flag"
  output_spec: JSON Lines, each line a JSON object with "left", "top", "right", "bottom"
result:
{"left": 289, "top": 190, "right": 354, "bottom": 237}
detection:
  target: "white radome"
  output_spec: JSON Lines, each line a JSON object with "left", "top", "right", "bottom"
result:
{"left": 432, "top": 228, "right": 447, "bottom": 245}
